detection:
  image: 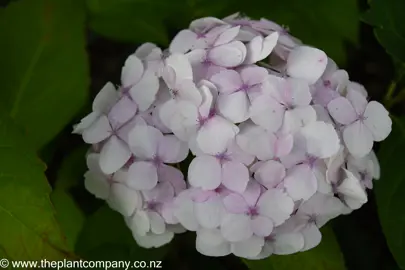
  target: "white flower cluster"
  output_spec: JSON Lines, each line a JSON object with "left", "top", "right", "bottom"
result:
{"left": 74, "top": 13, "right": 392, "bottom": 258}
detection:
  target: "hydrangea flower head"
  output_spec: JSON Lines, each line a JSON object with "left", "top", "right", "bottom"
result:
{"left": 75, "top": 12, "right": 392, "bottom": 259}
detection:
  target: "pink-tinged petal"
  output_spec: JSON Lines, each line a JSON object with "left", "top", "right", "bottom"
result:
{"left": 347, "top": 89, "right": 368, "bottom": 115}
{"left": 158, "top": 135, "right": 189, "bottom": 163}
{"left": 282, "top": 106, "right": 317, "bottom": 134}
{"left": 107, "top": 96, "right": 137, "bottom": 129}
{"left": 121, "top": 55, "right": 144, "bottom": 87}
{"left": 196, "top": 228, "right": 231, "bottom": 257}
{"left": 227, "top": 141, "right": 255, "bottom": 165}
{"left": 236, "top": 122, "right": 275, "bottom": 160}
{"left": 257, "top": 189, "right": 294, "bottom": 226}
{"left": 161, "top": 201, "right": 178, "bottom": 224}
{"left": 221, "top": 213, "right": 253, "bottom": 242}
{"left": 274, "top": 133, "right": 294, "bottom": 157}
{"left": 284, "top": 164, "right": 317, "bottom": 201}
{"left": 93, "top": 82, "right": 118, "bottom": 113}
{"left": 223, "top": 193, "right": 249, "bottom": 214}
{"left": 214, "top": 26, "right": 241, "bottom": 46}
{"left": 217, "top": 91, "right": 250, "bottom": 123}
{"left": 99, "top": 136, "right": 131, "bottom": 174}
{"left": 240, "top": 65, "right": 268, "bottom": 86}
{"left": 198, "top": 83, "right": 214, "bottom": 117}
{"left": 301, "top": 224, "right": 322, "bottom": 251}
{"left": 191, "top": 189, "right": 217, "bottom": 203}
{"left": 364, "top": 101, "right": 392, "bottom": 141}
{"left": 251, "top": 216, "right": 274, "bottom": 237}
{"left": 286, "top": 46, "right": 327, "bottom": 84}
{"left": 82, "top": 115, "right": 111, "bottom": 144}
{"left": 326, "top": 146, "right": 346, "bottom": 185}
{"left": 209, "top": 41, "right": 247, "bottom": 67}
{"left": 135, "top": 42, "right": 158, "bottom": 59}
{"left": 231, "top": 235, "right": 265, "bottom": 258}
{"left": 222, "top": 161, "right": 250, "bottom": 193}
{"left": 158, "top": 165, "right": 186, "bottom": 195}
{"left": 188, "top": 155, "right": 222, "bottom": 190}
{"left": 195, "top": 196, "right": 225, "bottom": 229}
{"left": 129, "top": 70, "right": 159, "bottom": 111}
{"left": 84, "top": 171, "right": 110, "bottom": 199}
{"left": 254, "top": 160, "right": 286, "bottom": 189}
{"left": 128, "top": 125, "right": 162, "bottom": 159}
{"left": 327, "top": 97, "right": 357, "bottom": 125}
{"left": 250, "top": 94, "right": 285, "bottom": 132}
{"left": 343, "top": 121, "right": 373, "bottom": 158}
{"left": 300, "top": 121, "right": 340, "bottom": 158}
{"left": 190, "top": 17, "right": 226, "bottom": 31}
{"left": 127, "top": 161, "right": 158, "bottom": 190}
{"left": 197, "top": 116, "right": 239, "bottom": 155}
{"left": 272, "top": 232, "right": 305, "bottom": 255}
{"left": 169, "top": 30, "right": 197, "bottom": 53}
{"left": 210, "top": 69, "right": 243, "bottom": 94}
{"left": 108, "top": 183, "right": 141, "bottom": 216}
{"left": 173, "top": 190, "right": 199, "bottom": 231}
{"left": 243, "top": 180, "right": 262, "bottom": 207}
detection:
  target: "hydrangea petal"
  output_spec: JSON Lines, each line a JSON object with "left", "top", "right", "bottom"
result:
{"left": 217, "top": 91, "right": 250, "bottom": 123}
{"left": 222, "top": 161, "right": 250, "bottom": 193}
{"left": 221, "top": 213, "right": 253, "bottom": 242}
{"left": 364, "top": 101, "right": 392, "bottom": 141}
{"left": 127, "top": 161, "right": 158, "bottom": 190}
{"left": 99, "top": 136, "right": 131, "bottom": 174}
{"left": 343, "top": 120, "right": 373, "bottom": 158}
{"left": 257, "top": 189, "right": 294, "bottom": 226}
{"left": 188, "top": 155, "right": 222, "bottom": 190}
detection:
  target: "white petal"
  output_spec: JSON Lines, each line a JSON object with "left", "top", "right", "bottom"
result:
{"left": 284, "top": 165, "right": 317, "bottom": 201}
{"left": 221, "top": 213, "right": 253, "bottom": 242}
{"left": 273, "top": 233, "right": 305, "bottom": 255}
{"left": 157, "top": 135, "right": 189, "bottom": 163}
{"left": 196, "top": 228, "right": 231, "bottom": 257}
{"left": 173, "top": 191, "right": 199, "bottom": 231}
{"left": 99, "top": 136, "right": 131, "bottom": 174}
{"left": 301, "top": 224, "right": 322, "bottom": 251}
{"left": 121, "top": 55, "right": 144, "bottom": 87}
{"left": 364, "top": 101, "right": 392, "bottom": 141}
{"left": 127, "top": 161, "right": 158, "bottom": 190}
{"left": 84, "top": 171, "right": 110, "bottom": 200}
{"left": 327, "top": 97, "right": 358, "bottom": 125}
{"left": 132, "top": 231, "right": 174, "bottom": 248}
{"left": 129, "top": 70, "right": 160, "bottom": 111}
{"left": 93, "top": 82, "right": 118, "bottom": 113}
{"left": 128, "top": 210, "right": 150, "bottom": 236}
{"left": 257, "top": 189, "right": 294, "bottom": 226}
{"left": 338, "top": 169, "right": 368, "bottom": 210}
{"left": 251, "top": 216, "right": 274, "bottom": 237}
{"left": 197, "top": 116, "right": 239, "bottom": 155}
{"left": 188, "top": 155, "right": 222, "bottom": 190}
{"left": 300, "top": 121, "right": 340, "bottom": 158}
{"left": 169, "top": 30, "right": 197, "bottom": 54}
{"left": 148, "top": 212, "right": 166, "bottom": 234}
{"left": 217, "top": 92, "right": 250, "bottom": 123}
{"left": 108, "top": 183, "right": 141, "bottom": 216}
{"left": 128, "top": 125, "right": 162, "bottom": 159}
{"left": 82, "top": 115, "right": 111, "bottom": 144}
{"left": 209, "top": 41, "right": 247, "bottom": 67}
{"left": 231, "top": 235, "right": 265, "bottom": 258}
{"left": 195, "top": 197, "right": 225, "bottom": 229}
{"left": 343, "top": 121, "right": 374, "bottom": 158}
{"left": 286, "top": 46, "right": 328, "bottom": 84}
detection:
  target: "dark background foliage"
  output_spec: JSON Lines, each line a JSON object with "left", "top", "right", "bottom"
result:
{"left": 0, "top": 0, "right": 405, "bottom": 269}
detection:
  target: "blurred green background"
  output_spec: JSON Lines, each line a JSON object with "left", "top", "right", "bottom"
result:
{"left": 0, "top": 0, "right": 405, "bottom": 269}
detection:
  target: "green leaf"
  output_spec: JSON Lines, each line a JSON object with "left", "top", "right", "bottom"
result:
{"left": 244, "top": 226, "right": 346, "bottom": 270}
{"left": 375, "top": 116, "right": 405, "bottom": 269}
{"left": 76, "top": 205, "right": 168, "bottom": 262}
{"left": 0, "top": 113, "right": 73, "bottom": 260}
{"left": 51, "top": 190, "right": 85, "bottom": 252}
{"left": 363, "top": 0, "right": 405, "bottom": 63}
{"left": 86, "top": 0, "right": 169, "bottom": 45}
{"left": 0, "top": 0, "right": 90, "bottom": 150}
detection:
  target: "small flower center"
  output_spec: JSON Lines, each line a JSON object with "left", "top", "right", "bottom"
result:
{"left": 246, "top": 206, "right": 259, "bottom": 217}
{"left": 215, "top": 152, "right": 231, "bottom": 163}
{"left": 323, "top": 80, "right": 331, "bottom": 88}
{"left": 152, "top": 155, "right": 163, "bottom": 166}
{"left": 306, "top": 155, "right": 318, "bottom": 168}
{"left": 238, "top": 83, "right": 251, "bottom": 93}
{"left": 198, "top": 108, "right": 216, "bottom": 127}
{"left": 146, "top": 201, "right": 159, "bottom": 211}
{"left": 308, "top": 214, "right": 317, "bottom": 224}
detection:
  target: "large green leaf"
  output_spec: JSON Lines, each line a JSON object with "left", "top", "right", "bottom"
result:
{"left": 0, "top": 0, "right": 89, "bottom": 150}
{"left": 0, "top": 113, "right": 73, "bottom": 260}
{"left": 244, "top": 226, "right": 346, "bottom": 270}
{"left": 86, "top": 0, "right": 170, "bottom": 45}
{"left": 363, "top": 0, "right": 405, "bottom": 63}
{"left": 76, "top": 205, "right": 168, "bottom": 266}
{"left": 375, "top": 116, "right": 405, "bottom": 269}
{"left": 51, "top": 147, "right": 88, "bottom": 252}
